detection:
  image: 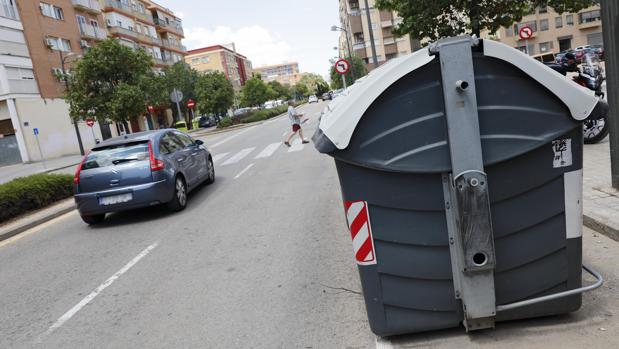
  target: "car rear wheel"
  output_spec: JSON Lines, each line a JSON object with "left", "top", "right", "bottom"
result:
{"left": 168, "top": 176, "right": 187, "bottom": 211}
{"left": 205, "top": 157, "right": 215, "bottom": 184}
{"left": 81, "top": 213, "right": 105, "bottom": 225}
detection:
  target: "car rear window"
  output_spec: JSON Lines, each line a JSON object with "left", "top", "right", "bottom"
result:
{"left": 83, "top": 142, "right": 149, "bottom": 169}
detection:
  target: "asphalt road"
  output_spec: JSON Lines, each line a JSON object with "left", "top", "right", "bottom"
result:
{"left": 1, "top": 100, "right": 618, "bottom": 348}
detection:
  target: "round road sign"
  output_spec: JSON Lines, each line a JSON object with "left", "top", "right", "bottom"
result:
{"left": 518, "top": 26, "right": 533, "bottom": 40}
{"left": 170, "top": 89, "right": 183, "bottom": 103}
{"left": 334, "top": 59, "right": 350, "bottom": 75}
{"left": 86, "top": 118, "right": 94, "bottom": 127}
{"left": 187, "top": 99, "right": 195, "bottom": 109}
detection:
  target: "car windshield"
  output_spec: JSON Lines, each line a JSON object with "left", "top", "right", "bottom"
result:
{"left": 83, "top": 142, "right": 149, "bottom": 169}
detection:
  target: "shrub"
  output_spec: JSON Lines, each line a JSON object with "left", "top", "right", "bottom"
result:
{"left": 0, "top": 173, "right": 74, "bottom": 223}
{"left": 217, "top": 117, "right": 234, "bottom": 128}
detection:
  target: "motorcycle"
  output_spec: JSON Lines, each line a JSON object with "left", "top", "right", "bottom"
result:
{"left": 546, "top": 52, "right": 609, "bottom": 144}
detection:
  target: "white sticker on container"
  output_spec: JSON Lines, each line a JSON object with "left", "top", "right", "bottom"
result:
{"left": 552, "top": 138, "right": 572, "bottom": 168}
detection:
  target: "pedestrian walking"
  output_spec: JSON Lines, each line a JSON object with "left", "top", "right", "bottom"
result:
{"left": 284, "top": 100, "right": 309, "bottom": 146}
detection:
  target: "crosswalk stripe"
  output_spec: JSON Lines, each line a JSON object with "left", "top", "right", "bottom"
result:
{"left": 212, "top": 152, "right": 229, "bottom": 163}
{"left": 255, "top": 142, "right": 281, "bottom": 159}
{"left": 221, "top": 147, "right": 255, "bottom": 165}
{"left": 288, "top": 139, "right": 304, "bottom": 152}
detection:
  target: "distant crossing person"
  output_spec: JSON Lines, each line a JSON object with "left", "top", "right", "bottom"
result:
{"left": 284, "top": 100, "right": 309, "bottom": 147}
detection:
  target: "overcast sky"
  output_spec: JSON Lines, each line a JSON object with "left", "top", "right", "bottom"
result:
{"left": 154, "top": 0, "right": 341, "bottom": 78}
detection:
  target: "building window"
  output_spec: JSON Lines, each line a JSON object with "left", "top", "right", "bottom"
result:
{"left": 116, "top": 20, "right": 122, "bottom": 27}
{"left": 201, "top": 56, "right": 209, "bottom": 63}
{"left": 566, "top": 14, "right": 574, "bottom": 25}
{"left": 40, "top": 2, "right": 64, "bottom": 20}
{"left": 579, "top": 10, "right": 601, "bottom": 24}
{"left": 46, "top": 37, "right": 71, "bottom": 52}
{"left": 539, "top": 41, "right": 553, "bottom": 52}
{"left": 540, "top": 19, "right": 549, "bottom": 31}
{"left": 90, "top": 20, "right": 98, "bottom": 28}
{"left": 191, "top": 58, "right": 199, "bottom": 64}
{"left": 555, "top": 16, "right": 562, "bottom": 28}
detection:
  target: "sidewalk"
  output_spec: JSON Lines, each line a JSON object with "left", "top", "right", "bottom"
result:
{"left": 0, "top": 154, "right": 82, "bottom": 184}
{"left": 583, "top": 137, "right": 619, "bottom": 241}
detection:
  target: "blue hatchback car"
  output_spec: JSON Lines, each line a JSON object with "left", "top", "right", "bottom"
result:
{"left": 73, "top": 129, "right": 214, "bottom": 225}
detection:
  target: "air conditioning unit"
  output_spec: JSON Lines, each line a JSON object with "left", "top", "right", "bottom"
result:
{"left": 44, "top": 38, "right": 55, "bottom": 49}
{"left": 80, "top": 40, "right": 89, "bottom": 48}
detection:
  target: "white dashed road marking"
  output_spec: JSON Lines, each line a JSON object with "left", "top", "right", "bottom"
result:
{"left": 255, "top": 143, "right": 281, "bottom": 159}
{"left": 212, "top": 152, "right": 229, "bottom": 163}
{"left": 222, "top": 147, "right": 255, "bottom": 166}
{"left": 211, "top": 128, "right": 252, "bottom": 148}
{"left": 233, "top": 163, "right": 254, "bottom": 179}
{"left": 288, "top": 139, "right": 305, "bottom": 152}
{"left": 41, "top": 241, "right": 159, "bottom": 338}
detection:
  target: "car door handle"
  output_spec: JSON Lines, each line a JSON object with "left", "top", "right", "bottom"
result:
{"left": 176, "top": 157, "right": 186, "bottom": 162}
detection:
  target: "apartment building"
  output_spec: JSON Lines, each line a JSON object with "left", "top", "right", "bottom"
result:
{"left": 338, "top": 0, "right": 420, "bottom": 72}
{"left": 101, "top": 0, "right": 186, "bottom": 69}
{"left": 185, "top": 44, "right": 252, "bottom": 90}
{"left": 0, "top": 0, "right": 106, "bottom": 165}
{"left": 497, "top": 4, "right": 603, "bottom": 55}
{"left": 253, "top": 62, "right": 303, "bottom": 86}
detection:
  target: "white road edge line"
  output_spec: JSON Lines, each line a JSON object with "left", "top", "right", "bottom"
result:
{"left": 211, "top": 128, "right": 252, "bottom": 148}
{"left": 375, "top": 336, "right": 394, "bottom": 349}
{"left": 234, "top": 163, "right": 254, "bottom": 179}
{"left": 41, "top": 241, "right": 159, "bottom": 338}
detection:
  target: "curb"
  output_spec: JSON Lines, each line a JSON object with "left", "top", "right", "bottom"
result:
{"left": 44, "top": 162, "right": 80, "bottom": 174}
{"left": 0, "top": 203, "right": 76, "bottom": 242}
{"left": 583, "top": 213, "right": 619, "bottom": 243}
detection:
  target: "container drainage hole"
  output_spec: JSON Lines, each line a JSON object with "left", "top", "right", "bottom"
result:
{"left": 473, "top": 252, "right": 487, "bottom": 266}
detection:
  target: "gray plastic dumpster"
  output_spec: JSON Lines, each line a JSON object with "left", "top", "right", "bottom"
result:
{"left": 313, "top": 36, "right": 604, "bottom": 336}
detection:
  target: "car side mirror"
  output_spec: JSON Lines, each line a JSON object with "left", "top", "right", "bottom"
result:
{"left": 195, "top": 139, "right": 204, "bottom": 145}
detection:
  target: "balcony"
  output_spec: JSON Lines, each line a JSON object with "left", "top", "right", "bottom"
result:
{"left": 138, "top": 32, "right": 161, "bottom": 45}
{"left": 153, "top": 57, "right": 173, "bottom": 66}
{"left": 72, "top": 0, "right": 101, "bottom": 14}
{"left": 353, "top": 42, "right": 366, "bottom": 50}
{"left": 107, "top": 25, "right": 138, "bottom": 40}
{"left": 349, "top": 14, "right": 363, "bottom": 34}
{"left": 579, "top": 18, "right": 601, "bottom": 30}
{"left": 161, "top": 39, "right": 186, "bottom": 52}
{"left": 381, "top": 20, "right": 393, "bottom": 28}
{"left": 103, "top": 0, "right": 131, "bottom": 13}
{"left": 133, "top": 9, "right": 154, "bottom": 23}
{"left": 383, "top": 37, "right": 396, "bottom": 45}
{"left": 6, "top": 79, "right": 39, "bottom": 95}
{"left": 0, "top": 1, "right": 19, "bottom": 20}
{"left": 79, "top": 23, "right": 108, "bottom": 40}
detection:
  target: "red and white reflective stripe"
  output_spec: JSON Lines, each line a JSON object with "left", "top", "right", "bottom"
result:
{"left": 344, "top": 200, "right": 377, "bottom": 265}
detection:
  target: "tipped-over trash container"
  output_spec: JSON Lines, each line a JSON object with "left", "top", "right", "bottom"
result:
{"left": 313, "top": 36, "right": 604, "bottom": 336}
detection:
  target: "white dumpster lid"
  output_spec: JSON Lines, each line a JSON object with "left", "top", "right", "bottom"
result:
{"left": 318, "top": 39, "right": 599, "bottom": 150}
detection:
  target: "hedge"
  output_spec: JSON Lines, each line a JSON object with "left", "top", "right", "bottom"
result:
{"left": 0, "top": 173, "right": 74, "bottom": 223}
{"left": 217, "top": 101, "right": 307, "bottom": 129}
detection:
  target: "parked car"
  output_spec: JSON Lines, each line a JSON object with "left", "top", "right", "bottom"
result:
{"left": 555, "top": 52, "right": 566, "bottom": 64}
{"left": 591, "top": 44, "right": 604, "bottom": 60}
{"left": 198, "top": 115, "right": 217, "bottom": 128}
{"left": 308, "top": 95, "right": 318, "bottom": 103}
{"left": 233, "top": 108, "right": 251, "bottom": 116}
{"left": 73, "top": 130, "right": 215, "bottom": 224}
{"left": 532, "top": 52, "right": 556, "bottom": 64}
{"left": 173, "top": 120, "right": 188, "bottom": 132}
{"left": 322, "top": 92, "right": 333, "bottom": 101}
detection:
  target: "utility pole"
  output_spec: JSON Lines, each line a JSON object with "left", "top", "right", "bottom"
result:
{"left": 364, "top": 0, "right": 379, "bottom": 68}
{"left": 60, "top": 51, "right": 84, "bottom": 156}
{"left": 601, "top": 0, "right": 619, "bottom": 188}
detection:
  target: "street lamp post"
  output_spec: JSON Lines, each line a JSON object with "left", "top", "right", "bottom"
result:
{"left": 59, "top": 50, "right": 85, "bottom": 156}
{"left": 331, "top": 25, "right": 356, "bottom": 81}
{"left": 363, "top": 0, "right": 379, "bottom": 68}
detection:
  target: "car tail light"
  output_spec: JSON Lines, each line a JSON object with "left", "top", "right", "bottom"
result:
{"left": 73, "top": 151, "right": 90, "bottom": 185}
{"left": 148, "top": 141, "right": 165, "bottom": 171}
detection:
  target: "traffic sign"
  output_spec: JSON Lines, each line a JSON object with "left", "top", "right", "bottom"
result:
{"left": 334, "top": 59, "right": 350, "bottom": 75}
{"left": 33, "top": 128, "right": 39, "bottom": 136}
{"left": 187, "top": 99, "right": 195, "bottom": 109}
{"left": 519, "top": 25, "right": 533, "bottom": 40}
{"left": 86, "top": 118, "right": 94, "bottom": 127}
{"left": 170, "top": 89, "right": 183, "bottom": 103}
{"left": 147, "top": 105, "right": 154, "bottom": 113}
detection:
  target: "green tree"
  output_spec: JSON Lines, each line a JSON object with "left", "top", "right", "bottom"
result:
{"left": 195, "top": 71, "right": 235, "bottom": 116}
{"left": 267, "top": 81, "right": 292, "bottom": 100}
{"left": 65, "top": 39, "right": 153, "bottom": 126}
{"left": 375, "top": 0, "right": 596, "bottom": 40}
{"left": 291, "top": 83, "right": 309, "bottom": 99}
{"left": 298, "top": 73, "right": 329, "bottom": 95}
{"left": 329, "top": 55, "right": 368, "bottom": 89}
{"left": 163, "top": 61, "right": 199, "bottom": 127}
{"left": 240, "top": 77, "right": 270, "bottom": 107}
